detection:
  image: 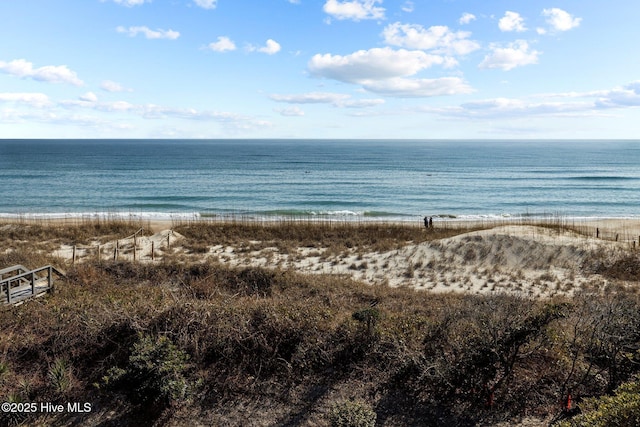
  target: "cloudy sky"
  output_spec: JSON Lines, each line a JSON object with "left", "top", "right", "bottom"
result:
{"left": 1, "top": 0, "right": 639, "bottom": 139}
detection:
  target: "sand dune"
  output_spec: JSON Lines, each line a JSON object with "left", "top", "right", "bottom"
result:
{"left": 48, "top": 222, "right": 637, "bottom": 298}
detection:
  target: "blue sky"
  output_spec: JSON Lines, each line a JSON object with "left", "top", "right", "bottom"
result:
{"left": 1, "top": 0, "right": 639, "bottom": 139}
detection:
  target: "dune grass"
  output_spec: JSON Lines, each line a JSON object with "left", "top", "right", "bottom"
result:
{"left": 1, "top": 219, "right": 639, "bottom": 425}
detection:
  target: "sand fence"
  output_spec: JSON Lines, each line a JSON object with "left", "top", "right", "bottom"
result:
{"left": 57, "top": 228, "right": 180, "bottom": 264}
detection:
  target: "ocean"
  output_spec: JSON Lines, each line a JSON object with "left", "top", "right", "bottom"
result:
{"left": 1, "top": 139, "right": 639, "bottom": 222}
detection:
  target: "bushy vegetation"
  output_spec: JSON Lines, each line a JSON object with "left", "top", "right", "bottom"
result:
{"left": 0, "top": 256, "right": 638, "bottom": 426}
{"left": 557, "top": 377, "right": 640, "bottom": 427}
{"left": 0, "top": 220, "right": 639, "bottom": 426}
{"left": 102, "top": 333, "right": 192, "bottom": 407}
{"left": 329, "top": 400, "right": 377, "bottom": 427}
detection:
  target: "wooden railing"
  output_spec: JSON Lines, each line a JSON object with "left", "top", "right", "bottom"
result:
{"left": 0, "top": 265, "right": 65, "bottom": 305}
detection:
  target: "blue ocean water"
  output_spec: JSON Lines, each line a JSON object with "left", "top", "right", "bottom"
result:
{"left": 1, "top": 139, "right": 639, "bottom": 222}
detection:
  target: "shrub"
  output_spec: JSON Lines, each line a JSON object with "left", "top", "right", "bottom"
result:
{"left": 48, "top": 358, "right": 72, "bottom": 396}
{"left": 103, "top": 334, "right": 191, "bottom": 407}
{"left": 352, "top": 307, "right": 380, "bottom": 337}
{"left": 558, "top": 378, "right": 640, "bottom": 427}
{"left": 329, "top": 400, "right": 377, "bottom": 427}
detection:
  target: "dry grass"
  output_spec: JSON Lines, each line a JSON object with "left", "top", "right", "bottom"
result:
{"left": 1, "top": 219, "right": 640, "bottom": 425}
{"left": 171, "top": 219, "right": 481, "bottom": 254}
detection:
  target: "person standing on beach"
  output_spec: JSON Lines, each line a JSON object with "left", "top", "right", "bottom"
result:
{"left": 424, "top": 216, "right": 429, "bottom": 230}
{"left": 429, "top": 217, "right": 433, "bottom": 229}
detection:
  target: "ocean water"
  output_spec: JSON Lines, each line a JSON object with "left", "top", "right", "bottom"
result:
{"left": 1, "top": 139, "right": 639, "bottom": 222}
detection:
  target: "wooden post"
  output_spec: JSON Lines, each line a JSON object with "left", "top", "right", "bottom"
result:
{"left": 31, "top": 271, "right": 35, "bottom": 297}
{"left": 151, "top": 241, "right": 155, "bottom": 261}
{"left": 167, "top": 232, "right": 171, "bottom": 249}
{"left": 72, "top": 245, "right": 76, "bottom": 265}
{"left": 596, "top": 228, "right": 599, "bottom": 238}
{"left": 114, "top": 240, "right": 119, "bottom": 261}
{"left": 48, "top": 266, "right": 53, "bottom": 294}
{"left": 616, "top": 234, "right": 619, "bottom": 242}
{"left": 133, "top": 241, "right": 136, "bottom": 262}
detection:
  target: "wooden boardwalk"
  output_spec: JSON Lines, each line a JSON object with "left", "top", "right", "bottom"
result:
{"left": 0, "top": 265, "right": 65, "bottom": 306}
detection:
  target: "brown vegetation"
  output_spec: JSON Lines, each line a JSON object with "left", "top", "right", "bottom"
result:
{"left": 0, "top": 220, "right": 639, "bottom": 426}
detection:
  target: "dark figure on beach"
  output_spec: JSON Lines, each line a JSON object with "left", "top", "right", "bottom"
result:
{"left": 424, "top": 216, "right": 429, "bottom": 230}
{"left": 429, "top": 217, "right": 433, "bottom": 229}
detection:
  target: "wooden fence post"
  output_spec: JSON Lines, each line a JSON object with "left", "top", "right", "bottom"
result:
{"left": 72, "top": 245, "right": 76, "bottom": 265}
{"left": 151, "top": 241, "right": 155, "bottom": 261}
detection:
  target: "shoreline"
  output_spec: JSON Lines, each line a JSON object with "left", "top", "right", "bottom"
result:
{"left": 3, "top": 213, "right": 640, "bottom": 242}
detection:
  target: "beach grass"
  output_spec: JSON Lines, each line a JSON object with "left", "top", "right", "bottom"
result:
{"left": 1, "top": 218, "right": 640, "bottom": 425}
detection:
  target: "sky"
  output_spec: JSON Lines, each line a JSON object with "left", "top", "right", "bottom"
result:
{"left": 1, "top": 0, "right": 639, "bottom": 139}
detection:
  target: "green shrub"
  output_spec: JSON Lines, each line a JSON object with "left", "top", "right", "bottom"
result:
{"left": 48, "top": 358, "right": 72, "bottom": 395}
{"left": 329, "top": 400, "right": 377, "bottom": 427}
{"left": 352, "top": 307, "right": 380, "bottom": 336}
{"left": 104, "top": 334, "right": 191, "bottom": 406}
{"left": 558, "top": 378, "right": 640, "bottom": 426}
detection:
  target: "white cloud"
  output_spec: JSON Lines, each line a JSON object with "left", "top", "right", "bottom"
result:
{"left": 270, "top": 92, "right": 351, "bottom": 104}
{"left": 116, "top": 26, "right": 180, "bottom": 40}
{"left": 361, "top": 77, "right": 473, "bottom": 97}
{"left": 288, "top": 0, "right": 301, "bottom": 4}
{"left": 79, "top": 92, "right": 98, "bottom": 102}
{"left": 0, "top": 59, "right": 84, "bottom": 86}
{"left": 100, "top": 80, "right": 132, "bottom": 93}
{"left": 109, "top": 0, "right": 150, "bottom": 7}
{"left": 382, "top": 22, "right": 480, "bottom": 56}
{"left": 58, "top": 97, "right": 271, "bottom": 131}
{"left": 0, "top": 92, "right": 51, "bottom": 108}
{"left": 275, "top": 107, "right": 305, "bottom": 116}
{"left": 430, "top": 85, "right": 640, "bottom": 120}
{"left": 247, "top": 39, "right": 281, "bottom": 54}
{"left": 309, "top": 47, "right": 449, "bottom": 83}
{"left": 401, "top": 1, "right": 414, "bottom": 13}
{"left": 207, "top": 36, "right": 236, "bottom": 52}
{"left": 499, "top": 11, "right": 527, "bottom": 32}
{"left": 542, "top": 8, "right": 581, "bottom": 32}
{"left": 341, "top": 98, "right": 385, "bottom": 108}
{"left": 594, "top": 81, "right": 640, "bottom": 108}
{"left": 479, "top": 40, "right": 540, "bottom": 71}
{"left": 308, "top": 47, "right": 471, "bottom": 97}
{"left": 270, "top": 92, "right": 384, "bottom": 108}
{"left": 259, "top": 39, "right": 281, "bottom": 55}
{"left": 323, "top": 0, "right": 385, "bottom": 21}
{"left": 459, "top": 12, "right": 476, "bottom": 25}
{"left": 423, "top": 97, "right": 595, "bottom": 120}
{"left": 532, "top": 90, "right": 610, "bottom": 99}
{"left": 60, "top": 98, "right": 135, "bottom": 112}
{"left": 415, "top": 80, "right": 640, "bottom": 122}
{"left": 193, "top": 0, "right": 217, "bottom": 9}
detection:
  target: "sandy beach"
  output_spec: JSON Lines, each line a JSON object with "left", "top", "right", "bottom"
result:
{"left": 6, "top": 216, "right": 637, "bottom": 299}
